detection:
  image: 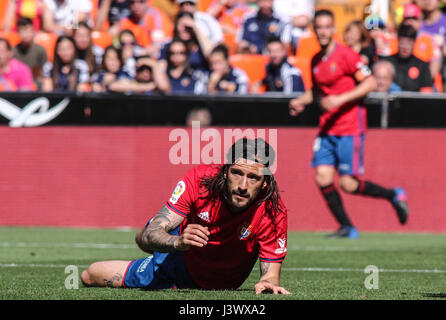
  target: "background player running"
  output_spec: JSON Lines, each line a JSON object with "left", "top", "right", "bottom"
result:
{"left": 81, "top": 138, "right": 290, "bottom": 294}
{"left": 288, "top": 9, "right": 409, "bottom": 239}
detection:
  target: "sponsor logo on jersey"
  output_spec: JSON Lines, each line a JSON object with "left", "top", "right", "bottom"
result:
{"left": 169, "top": 180, "right": 186, "bottom": 204}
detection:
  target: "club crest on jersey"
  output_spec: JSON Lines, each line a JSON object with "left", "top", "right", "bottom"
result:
{"left": 240, "top": 225, "right": 253, "bottom": 240}
{"left": 169, "top": 180, "right": 186, "bottom": 204}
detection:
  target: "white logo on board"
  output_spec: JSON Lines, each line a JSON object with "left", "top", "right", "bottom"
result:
{"left": 0, "top": 97, "right": 70, "bottom": 127}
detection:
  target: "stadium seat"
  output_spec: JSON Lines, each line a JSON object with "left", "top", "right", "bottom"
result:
{"left": 0, "top": 0, "right": 10, "bottom": 31}
{"left": 198, "top": 0, "right": 215, "bottom": 12}
{"left": 91, "top": 30, "right": 113, "bottom": 49}
{"left": 229, "top": 54, "right": 269, "bottom": 92}
{"left": 434, "top": 73, "right": 443, "bottom": 93}
{"left": 0, "top": 31, "right": 21, "bottom": 47}
{"left": 295, "top": 33, "right": 321, "bottom": 61}
{"left": 34, "top": 31, "right": 57, "bottom": 62}
{"left": 287, "top": 56, "right": 312, "bottom": 90}
{"left": 91, "top": 0, "right": 110, "bottom": 30}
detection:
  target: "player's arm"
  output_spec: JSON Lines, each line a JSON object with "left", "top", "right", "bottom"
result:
{"left": 254, "top": 262, "right": 291, "bottom": 295}
{"left": 288, "top": 89, "right": 314, "bottom": 116}
{"left": 135, "top": 204, "right": 210, "bottom": 253}
{"left": 320, "top": 71, "right": 377, "bottom": 112}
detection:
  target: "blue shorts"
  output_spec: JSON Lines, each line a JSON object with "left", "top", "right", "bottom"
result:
{"left": 311, "top": 134, "right": 365, "bottom": 176}
{"left": 123, "top": 224, "right": 196, "bottom": 290}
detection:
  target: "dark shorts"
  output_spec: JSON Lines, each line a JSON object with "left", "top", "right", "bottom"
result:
{"left": 123, "top": 223, "right": 196, "bottom": 289}
{"left": 311, "top": 134, "right": 365, "bottom": 176}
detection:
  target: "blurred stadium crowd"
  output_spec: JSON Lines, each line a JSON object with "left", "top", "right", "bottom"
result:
{"left": 0, "top": 0, "right": 445, "bottom": 95}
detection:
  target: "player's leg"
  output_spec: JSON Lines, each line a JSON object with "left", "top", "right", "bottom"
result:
{"left": 81, "top": 260, "right": 131, "bottom": 288}
{"left": 311, "top": 135, "right": 357, "bottom": 238}
{"left": 315, "top": 165, "right": 353, "bottom": 227}
{"left": 337, "top": 134, "right": 409, "bottom": 224}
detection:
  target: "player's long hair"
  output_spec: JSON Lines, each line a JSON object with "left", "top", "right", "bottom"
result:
{"left": 200, "top": 138, "right": 284, "bottom": 220}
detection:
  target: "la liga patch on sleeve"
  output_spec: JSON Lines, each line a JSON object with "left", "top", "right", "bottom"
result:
{"left": 169, "top": 181, "right": 186, "bottom": 204}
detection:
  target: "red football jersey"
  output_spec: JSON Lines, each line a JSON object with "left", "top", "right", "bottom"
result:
{"left": 311, "top": 42, "right": 371, "bottom": 136}
{"left": 166, "top": 164, "right": 288, "bottom": 290}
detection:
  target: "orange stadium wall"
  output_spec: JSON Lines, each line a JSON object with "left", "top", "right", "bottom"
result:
{"left": 0, "top": 127, "right": 445, "bottom": 233}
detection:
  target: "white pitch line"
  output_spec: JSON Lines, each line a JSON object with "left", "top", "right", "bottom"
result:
{"left": 282, "top": 267, "right": 446, "bottom": 273}
{"left": 0, "top": 263, "right": 89, "bottom": 268}
{"left": 0, "top": 242, "right": 368, "bottom": 252}
{"left": 1, "top": 263, "right": 444, "bottom": 274}
{"left": 0, "top": 242, "right": 137, "bottom": 249}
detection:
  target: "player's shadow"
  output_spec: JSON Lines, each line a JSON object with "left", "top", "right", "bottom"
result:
{"left": 422, "top": 293, "right": 446, "bottom": 298}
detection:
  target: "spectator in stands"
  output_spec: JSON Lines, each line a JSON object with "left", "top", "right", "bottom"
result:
{"left": 42, "top": 0, "right": 93, "bottom": 35}
{"left": 207, "top": 0, "right": 254, "bottom": 54}
{"left": 186, "top": 107, "right": 212, "bottom": 126}
{"left": 119, "top": 29, "right": 149, "bottom": 78}
{"left": 418, "top": 0, "right": 446, "bottom": 52}
{"left": 73, "top": 22, "right": 104, "bottom": 75}
{"left": 402, "top": 2, "right": 442, "bottom": 85}
{"left": 154, "top": 39, "right": 207, "bottom": 94}
{"left": 343, "top": 20, "right": 376, "bottom": 67}
{"left": 257, "top": 37, "right": 304, "bottom": 93}
{"left": 0, "top": 38, "right": 34, "bottom": 91}
{"left": 41, "top": 35, "right": 91, "bottom": 92}
{"left": 0, "top": 75, "right": 18, "bottom": 91}
{"left": 159, "top": 11, "right": 214, "bottom": 71}
{"left": 372, "top": 60, "right": 402, "bottom": 93}
{"left": 108, "top": 55, "right": 157, "bottom": 94}
{"left": 95, "top": 0, "right": 131, "bottom": 36}
{"left": 272, "top": 0, "right": 314, "bottom": 55}
{"left": 207, "top": 44, "right": 248, "bottom": 94}
{"left": 365, "top": 15, "right": 396, "bottom": 58}
{"left": 91, "top": 46, "right": 132, "bottom": 92}
{"left": 237, "top": 0, "right": 291, "bottom": 54}
{"left": 119, "top": 0, "right": 174, "bottom": 55}
{"left": 384, "top": 24, "right": 433, "bottom": 92}
{"left": 13, "top": 17, "right": 48, "bottom": 86}
{"left": 3, "top": 0, "right": 44, "bottom": 31}
{"left": 176, "top": 0, "right": 223, "bottom": 45}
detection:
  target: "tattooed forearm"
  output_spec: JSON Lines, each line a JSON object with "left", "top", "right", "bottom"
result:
{"left": 260, "top": 262, "right": 270, "bottom": 277}
{"left": 104, "top": 273, "right": 123, "bottom": 288}
{"left": 137, "top": 205, "right": 184, "bottom": 253}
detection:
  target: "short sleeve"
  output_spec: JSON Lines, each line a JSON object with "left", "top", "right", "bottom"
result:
{"left": 166, "top": 167, "right": 199, "bottom": 217}
{"left": 342, "top": 47, "right": 371, "bottom": 81}
{"left": 257, "top": 206, "right": 288, "bottom": 263}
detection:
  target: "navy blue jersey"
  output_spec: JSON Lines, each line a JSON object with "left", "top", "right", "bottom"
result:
{"left": 169, "top": 68, "right": 207, "bottom": 94}
{"left": 211, "top": 67, "right": 249, "bottom": 94}
{"left": 238, "top": 11, "right": 291, "bottom": 54}
{"left": 263, "top": 59, "right": 305, "bottom": 93}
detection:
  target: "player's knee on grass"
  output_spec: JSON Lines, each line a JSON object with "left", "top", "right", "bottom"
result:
{"left": 81, "top": 261, "right": 129, "bottom": 288}
{"left": 81, "top": 268, "right": 93, "bottom": 286}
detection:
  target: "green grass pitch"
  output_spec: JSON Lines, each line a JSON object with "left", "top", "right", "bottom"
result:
{"left": 0, "top": 227, "right": 445, "bottom": 300}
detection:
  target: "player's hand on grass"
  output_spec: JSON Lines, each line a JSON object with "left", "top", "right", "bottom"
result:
{"left": 254, "top": 280, "right": 291, "bottom": 295}
{"left": 288, "top": 98, "right": 305, "bottom": 116}
{"left": 175, "top": 224, "right": 210, "bottom": 251}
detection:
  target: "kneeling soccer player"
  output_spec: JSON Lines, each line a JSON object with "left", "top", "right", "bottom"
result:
{"left": 81, "top": 138, "right": 290, "bottom": 294}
